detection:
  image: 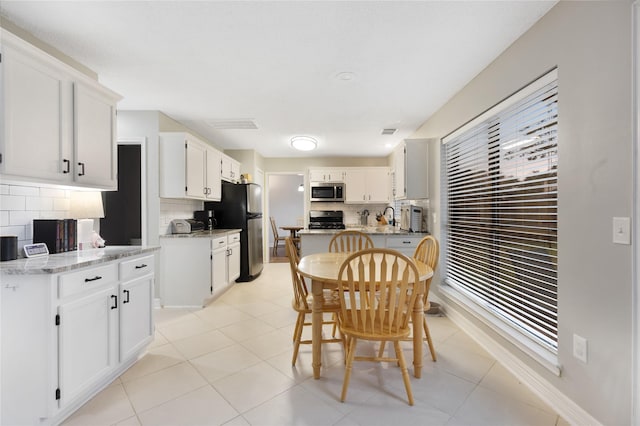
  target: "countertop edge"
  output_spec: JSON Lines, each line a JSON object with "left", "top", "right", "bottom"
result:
{"left": 159, "top": 229, "right": 242, "bottom": 238}
{"left": 1, "top": 246, "right": 161, "bottom": 275}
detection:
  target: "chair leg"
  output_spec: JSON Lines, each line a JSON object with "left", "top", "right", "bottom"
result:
{"left": 340, "top": 337, "right": 357, "bottom": 402}
{"left": 331, "top": 313, "right": 338, "bottom": 338}
{"left": 292, "top": 312, "right": 305, "bottom": 365}
{"left": 378, "top": 341, "right": 386, "bottom": 358}
{"left": 394, "top": 341, "right": 414, "bottom": 406}
{"left": 423, "top": 316, "right": 437, "bottom": 362}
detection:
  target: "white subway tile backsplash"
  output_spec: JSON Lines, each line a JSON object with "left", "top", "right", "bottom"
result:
{"left": 9, "top": 185, "right": 40, "bottom": 197}
{"left": 0, "top": 225, "right": 26, "bottom": 240}
{"left": 39, "top": 187, "right": 67, "bottom": 198}
{"left": 0, "top": 183, "right": 74, "bottom": 250}
{"left": 0, "top": 195, "right": 26, "bottom": 211}
{"left": 53, "top": 197, "right": 70, "bottom": 211}
{"left": 9, "top": 210, "right": 39, "bottom": 226}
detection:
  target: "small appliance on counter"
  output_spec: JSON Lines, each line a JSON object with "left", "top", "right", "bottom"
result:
{"left": 171, "top": 219, "right": 205, "bottom": 234}
{"left": 308, "top": 210, "right": 346, "bottom": 229}
{"left": 0, "top": 236, "right": 18, "bottom": 261}
{"left": 400, "top": 205, "right": 423, "bottom": 232}
{"left": 194, "top": 210, "right": 217, "bottom": 230}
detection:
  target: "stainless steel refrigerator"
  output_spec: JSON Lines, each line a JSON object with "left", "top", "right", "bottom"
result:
{"left": 206, "top": 182, "right": 263, "bottom": 282}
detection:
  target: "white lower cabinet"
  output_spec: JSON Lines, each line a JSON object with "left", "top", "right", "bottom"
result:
{"left": 211, "top": 236, "right": 228, "bottom": 295}
{"left": 227, "top": 233, "right": 241, "bottom": 283}
{"left": 160, "top": 232, "right": 241, "bottom": 307}
{"left": 57, "top": 286, "right": 117, "bottom": 407}
{"left": 0, "top": 251, "right": 156, "bottom": 426}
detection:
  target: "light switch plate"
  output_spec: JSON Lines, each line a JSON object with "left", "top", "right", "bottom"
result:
{"left": 573, "top": 334, "right": 588, "bottom": 363}
{"left": 613, "top": 217, "right": 631, "bottom": 245}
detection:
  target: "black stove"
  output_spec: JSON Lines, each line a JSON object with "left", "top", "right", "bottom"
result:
{"left": 308, "top": 210, "right": 345, "bottom": 230}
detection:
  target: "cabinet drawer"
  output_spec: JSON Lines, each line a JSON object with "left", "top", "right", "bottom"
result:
{"left": 58, "top": 263, "right": 118, "bottom": 298}
{"left": 212, "top": 236, "right": 226, "bottom": 249}
{"left": 386, "top": 236, "right": 424, "bottom": 249}
{"left": 120, "top": 255, "right": 155, "bottom": 281}
{"left": 227, "top": 233, "right": 240, "bottom": 244}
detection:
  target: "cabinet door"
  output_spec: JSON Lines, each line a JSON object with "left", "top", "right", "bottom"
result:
{"left": 119, "top": 274, "right": 153, "bottom": 362}
{"left": 227, "top": 242, "right": 241, "bottom": 283}
{"left": 185, "top": 139, "right": 206, "bottom": 199}
{"left": 393, "top": 143, "right": 406, "bottom": 200}
{"left": 211, "top": 246, "right": 227, "bottom": 292}
{"left": 74, "top": 82, "right": 117, "bottom": 189}
{"left": 221, "top": 155, "right": 240, "bottom": 182}
{"left": 1, "top": 40, "right": 72, "bottom": 183}
{"left": 58, "top": 286, "right": 117, "bottom": 407}
{"left": 344, "top": 169, "right": 367, "bottom": 203}
{"left": 205, "top": 147, "right": 222, "bottom": 200}
{"left": 366, "top": 168, "right": 391, "bottom": 203}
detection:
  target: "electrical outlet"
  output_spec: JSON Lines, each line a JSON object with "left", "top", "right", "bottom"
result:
{"left": 573, "top": 334, "right": 588, "bottom": 363}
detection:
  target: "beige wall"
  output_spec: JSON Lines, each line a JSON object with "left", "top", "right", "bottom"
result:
{"left": 263, "top": 156, "right": 388, "bottom": 173}
{"left": 413, "top": 2, "right": 633, "bottom": 424}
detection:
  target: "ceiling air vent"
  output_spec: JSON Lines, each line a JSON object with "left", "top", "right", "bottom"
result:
{"left": 206, "top": 119, "right": 258, "bottom": 130}
{"left": 381, "top": 128, "right": 397, "bottom": 135}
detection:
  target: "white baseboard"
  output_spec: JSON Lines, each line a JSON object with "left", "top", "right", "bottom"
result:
{"left": 431, "top": 294, "right": 601, "bottom": 426}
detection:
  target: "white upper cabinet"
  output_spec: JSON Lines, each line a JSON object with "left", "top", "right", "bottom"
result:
{"left": 393, "top": 139, "right": 430, "bottom": 200}
{"left": 0, "top": 30, "right": 120, "bottom": 190}
{"left": 159, "top": 132, "right": 223, "bottom": 201}
{"left": 344, "top": 167, "right": 390, "bottom": 204}
{"left": 309, "top": 168, "right": 346, "bottom": 182}
{"left": 74, "top": 82, "right": 118, "bottom": 188}
{"left": 220, "top": 154, "right": 240, "bottom": 183}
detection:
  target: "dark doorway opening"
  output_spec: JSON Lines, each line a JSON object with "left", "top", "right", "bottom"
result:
{"left": 100, "top": 144, "right": 142, "bottom": 245}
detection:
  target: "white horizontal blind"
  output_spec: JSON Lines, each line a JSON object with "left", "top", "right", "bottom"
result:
{"left": 442, "top": 69, "right": 558, "bottom": 353}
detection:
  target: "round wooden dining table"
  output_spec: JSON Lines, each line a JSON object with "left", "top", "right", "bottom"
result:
{"left": 280, "top": 225, "right": 303, "bottom": 239}
{"left": 297, "top": 251, "right": 433, "bottom": 379}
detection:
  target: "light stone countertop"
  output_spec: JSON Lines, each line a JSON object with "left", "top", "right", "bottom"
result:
{"left": 159, "top": 229, "right": 242, "bottom": 238}
{"left": 0, "top": 246, "right": 160, "bottom": 275}
{"left": 298, "top": 226, "right": 428, "bottom": 236}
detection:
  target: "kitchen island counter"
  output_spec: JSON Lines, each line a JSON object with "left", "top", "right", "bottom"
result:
{"left": 0, "top": 245, "right": 160, "bottom": 275}
{"left": 299, "top": 227, "right": 429, "bottom": 257}
{"left": 299, "top": 226, "right": 428, "bottom": 236}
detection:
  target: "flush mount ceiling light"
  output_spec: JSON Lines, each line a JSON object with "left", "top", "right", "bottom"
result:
{"left": 335, "top": 71, "right": 356, "bottom": 81}
{"left": 291, "top": 136, "right": 317, "bottom": 151}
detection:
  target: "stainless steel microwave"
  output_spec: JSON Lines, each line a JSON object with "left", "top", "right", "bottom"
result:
{"left": 310, "top": 182, "right": 345, "bottom": 202}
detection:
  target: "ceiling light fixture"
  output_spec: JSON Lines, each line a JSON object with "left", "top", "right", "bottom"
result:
{"left": 291, "top": 136, "right": 317, "bottom": 151}
{"left": 335, "top": 71, "right": 356, "bottom": 81}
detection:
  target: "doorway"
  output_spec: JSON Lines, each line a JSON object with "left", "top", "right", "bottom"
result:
{"left": 266, "top": 173, "right": 304, "bottom": 262}
{"left": 100, "top": 138, "right": 146, "bottom": 245}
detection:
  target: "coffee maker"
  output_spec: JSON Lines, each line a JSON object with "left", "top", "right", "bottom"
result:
{"left": 194, "top": 210, "right": 216, "bottom": 230}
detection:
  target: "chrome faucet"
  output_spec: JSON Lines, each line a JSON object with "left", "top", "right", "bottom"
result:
{"left": 383, "top": 206, "right": 395, "bottom": 226}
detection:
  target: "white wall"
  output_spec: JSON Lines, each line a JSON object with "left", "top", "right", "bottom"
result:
{"left": 414, "top": 2, "right": 633, "bottom": 424}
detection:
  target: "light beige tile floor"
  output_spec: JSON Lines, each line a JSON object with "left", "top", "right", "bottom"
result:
{"left": 63, "top": 262, "right": 568, "bottom": 426}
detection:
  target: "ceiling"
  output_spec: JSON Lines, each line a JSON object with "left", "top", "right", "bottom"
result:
{"left": 0, "top": 1, "right": 556, "bottom": 158}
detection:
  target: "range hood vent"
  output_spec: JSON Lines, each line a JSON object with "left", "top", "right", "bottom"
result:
{"left": 207, "top": 119, "right": 258, "bottom": 130}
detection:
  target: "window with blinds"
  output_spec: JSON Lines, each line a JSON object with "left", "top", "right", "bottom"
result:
{"left": 441, "top": 69, "right": 558, "bottom": 355}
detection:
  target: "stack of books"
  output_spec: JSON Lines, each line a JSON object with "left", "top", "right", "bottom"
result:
{"left": 33, "top": 219, "right": 78, "bottom": 253}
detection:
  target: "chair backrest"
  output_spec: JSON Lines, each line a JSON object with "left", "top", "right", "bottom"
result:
{"left": 413, "top": 235, "right": 439, "bottom": 301}
{"left": 270, "top": 217, "right": 280, "bottom": 239}
{"left": 328, "top": 230, "right": 374, "bottom": 253}
{"left": 286, "top": 237, "right": 308, "bottom": 309}
{"left": 337, "top": 248, "right": 419, "bottom": 335}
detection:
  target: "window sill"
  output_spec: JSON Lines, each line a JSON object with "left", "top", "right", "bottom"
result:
{"left": 440, "top": 284, "right": 561, "bottom": 377}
